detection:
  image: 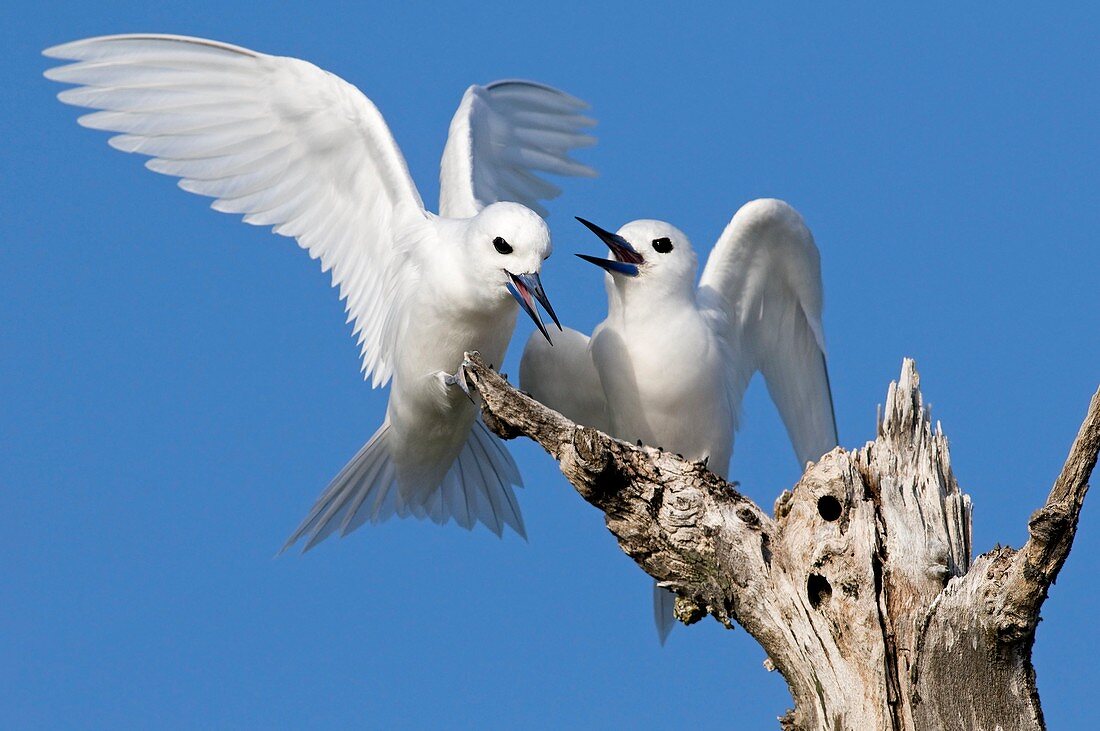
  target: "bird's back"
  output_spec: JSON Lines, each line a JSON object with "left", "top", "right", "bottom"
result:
{"left": 519, "top": 327, "right": 610, "bottom": 433}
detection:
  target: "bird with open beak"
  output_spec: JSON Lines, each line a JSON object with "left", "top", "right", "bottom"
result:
{"left": 45, "top": 33, "right": 597, "bottom": 547}
{"left": 521, "top": 201, "right": 838, "bottom": 641}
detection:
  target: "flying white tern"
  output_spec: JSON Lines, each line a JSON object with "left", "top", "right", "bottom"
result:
{"left": 44, "top": 34, "right": 597, "bottom": 549}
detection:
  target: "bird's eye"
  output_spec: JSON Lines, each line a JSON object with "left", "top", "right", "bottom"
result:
{"left": 652, "top": 237, "right": 674, "bottom": 253}
{"left": 493, "top": 236, "right": 513, "bottom": 255}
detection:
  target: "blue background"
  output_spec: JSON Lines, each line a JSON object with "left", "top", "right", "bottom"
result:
{"left": 3, "top": 3, "right": 1098, "bottom": 729}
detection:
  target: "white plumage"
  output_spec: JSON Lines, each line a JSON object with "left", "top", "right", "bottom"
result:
{"left": 521, "top": 199, "right": 837, "bottom": 639}
{"left": 44, "top": 34, "right": 596, "bottom": 547}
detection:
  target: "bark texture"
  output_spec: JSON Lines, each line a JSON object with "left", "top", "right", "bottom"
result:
{"left": 460, "top": 353, "right": 1100, "bottom": 731}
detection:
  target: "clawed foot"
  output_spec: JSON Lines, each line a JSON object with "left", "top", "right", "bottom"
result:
{"left": 443, "top": 367, "right": 473, "bottom": 401}
{"left": 442, "top": 356, "right": 479, "bottom": 403}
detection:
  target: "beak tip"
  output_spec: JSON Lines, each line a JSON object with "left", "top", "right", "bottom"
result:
{"left": 575, "top": 217, "right": 644, "bottom": 267}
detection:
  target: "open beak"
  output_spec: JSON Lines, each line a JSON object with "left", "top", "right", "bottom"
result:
{"left": 507, "top": 270, "right": 561, "bottom": 344}
{"left": 574, "top": 217, "right": 643, "bottom": 277}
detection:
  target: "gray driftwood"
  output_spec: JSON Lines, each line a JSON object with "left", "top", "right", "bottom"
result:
{"left": 460, "top": 352, "right": 1100, "bottom": 731}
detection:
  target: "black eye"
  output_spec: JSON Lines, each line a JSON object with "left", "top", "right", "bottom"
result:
{"left": 652, "top": 237, "right": 673, "bottom": 253}
{"left": 493, "top": 236, "right": 513, "bottom": 255}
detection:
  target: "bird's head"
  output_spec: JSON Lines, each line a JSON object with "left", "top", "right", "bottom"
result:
{"left": 575, "top": 217, "right": 697, "bottom": 294}
{"left": 466, "top": 201, "right": 559, "bottom": 342}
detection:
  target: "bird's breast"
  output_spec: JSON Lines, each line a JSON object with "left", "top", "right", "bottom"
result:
{"left": 593, "top": 311, "right": 731, "bottom": 466}
{"left": 405, "top": 287, "right": 513, "bottom": 363}
{"left": 389, "top": 292, "right": 516, "bottom": 418}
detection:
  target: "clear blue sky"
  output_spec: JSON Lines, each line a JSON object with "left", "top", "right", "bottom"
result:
{"left": 3, "top": 3, "right": 1098, "bottom": 729}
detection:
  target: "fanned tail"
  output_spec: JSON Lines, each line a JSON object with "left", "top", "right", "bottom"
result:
{"left": 419, "top": 420, "right": 527, "bottom": 538}
{"left": 282, "top": 420, "right": 524, "bottom": 552}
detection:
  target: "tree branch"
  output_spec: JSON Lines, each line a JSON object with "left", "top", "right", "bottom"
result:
{"left": 1001, "top": 385, "right": 1100, "bottom": 628}
{"left": 461, "top": 350, "right": 770, "bottom": 627}
{"left": 464, "top": 351, "right": 899, "bottom": 727}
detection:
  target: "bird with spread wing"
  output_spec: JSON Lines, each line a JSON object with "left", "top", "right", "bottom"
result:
{"left": 521, "top": 199, "right": 838, "bottom": 640}
{"left": 44, "top": 34, "right": 597, "bottom": 548}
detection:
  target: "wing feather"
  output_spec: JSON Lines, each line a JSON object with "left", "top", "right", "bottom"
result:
{"left": 519, "top": 327, "right": 610, "bottom": 433}
{"left": 699, "top": 199, "right": 838, "bottom": 467}
{"left": 45, "top": 33, "right": 432, "bottom": 387}
{"left": 438, "top": 79, "right": 596, "bottom": 219}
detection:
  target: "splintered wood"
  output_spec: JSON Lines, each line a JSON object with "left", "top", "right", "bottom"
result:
{"left": 462, "top": 352, "right": 1099, "bottom": 731}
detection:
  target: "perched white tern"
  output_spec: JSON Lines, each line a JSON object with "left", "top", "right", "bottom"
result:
{"left": 521, "top": 199, "right": 838, "bottom": 640}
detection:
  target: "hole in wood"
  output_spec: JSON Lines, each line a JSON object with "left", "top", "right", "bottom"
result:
{"left": 817, "top": 495, "right": 842, "bottom": 522}
{"left": 807, "top": 574, "right": 832, "bottom": 609}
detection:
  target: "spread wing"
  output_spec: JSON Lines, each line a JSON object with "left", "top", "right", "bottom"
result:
{"left": 519, "top": 327, "right": 610, "bottom": 433}
{"left": 44, "top": 34, "right": 433, "bottom": 388}
{"left": 438, "top": 80, "right": 596, "bottom": 219}
{"left": 698, "top": 199, "right": 838, "bottom": 467}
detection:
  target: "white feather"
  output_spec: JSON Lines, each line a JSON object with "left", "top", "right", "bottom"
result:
{"left": 439, "top": 80, "right": 597, "bottom": 219}
{"left": 519, "top": 327, "right": 610, "bottom": 433}
{"left": 699, "top": 198, "right": 837, "bottom": 467}
{"left": 45, "top": 33, "right": 429, "bottom": 387}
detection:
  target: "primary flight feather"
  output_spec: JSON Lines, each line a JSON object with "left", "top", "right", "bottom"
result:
{"left": 44, "top": 34, "right": 597, "bottom": 547}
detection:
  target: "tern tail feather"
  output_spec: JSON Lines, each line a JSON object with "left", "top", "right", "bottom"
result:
{"left": 283, "top": 420, "right": 525, "bottom": 552}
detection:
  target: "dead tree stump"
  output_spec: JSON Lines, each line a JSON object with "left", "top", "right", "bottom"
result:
{"left": 461, "top": 353, "right": 1100, "bottom": 731}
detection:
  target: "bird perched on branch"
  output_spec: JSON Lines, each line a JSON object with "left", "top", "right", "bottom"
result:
{"left": 44, "top": 34, "right": 597, "bottom": 548}
{"left": 520, "top": 199, "right": 837, "bottom": 640}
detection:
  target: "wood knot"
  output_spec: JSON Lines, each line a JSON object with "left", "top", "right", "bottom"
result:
{"left": 674, "top": 595, "right": 707, "bottom": 626}
{"left": 995, "top": 608, "right": 1036, "bottom": 644}
{"left": 573, "top": 427, "right": 611, "bottom": 473}
{"left": 570, "top": 427, "right": 629, "bottom": 505}
{"left": 666, "top": 491, "right": 704, "bottom": 527}
{"left": 736, "top": 506, "right": 761, "bottom": 527}
{"left": 1027, "top": 501, "right": 1072, "bottom": 542}
{"left": 480, "top": 408, "right": 520, "bottom": 440}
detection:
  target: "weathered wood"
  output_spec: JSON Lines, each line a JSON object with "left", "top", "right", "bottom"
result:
{"left": 460, "top": 353, "right": 1100, "bottom": 730}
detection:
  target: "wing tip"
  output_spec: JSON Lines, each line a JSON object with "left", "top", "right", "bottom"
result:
{"left": 41, "top": 65, "right": 69, "bottom": 81}
{"left": 572, "top": 162, "right": 599, "bottom": 179}
{"left": 484, "top": 78, "right": 591, "bottom": 110}
{"left": 42, "top": 41, "right": 78, "bottom": 60}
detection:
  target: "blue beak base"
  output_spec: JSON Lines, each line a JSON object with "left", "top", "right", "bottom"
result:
{"left": 575, "top": 253, "right": 640, "bottom": 277}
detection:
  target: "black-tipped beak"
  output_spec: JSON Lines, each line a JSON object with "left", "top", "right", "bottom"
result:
{"left": 507, "top": 271, "right": 559, "bottom": 344}
{"left": 575, "top": 217, "right": 643, "bottom": 277}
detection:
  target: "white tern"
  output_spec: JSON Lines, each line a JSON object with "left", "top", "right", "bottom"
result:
{"left": 44, "top": 34, "right": 597, "bottom": 549}
{"left": 520, "top": 199, "right": 837, "bottom": 640}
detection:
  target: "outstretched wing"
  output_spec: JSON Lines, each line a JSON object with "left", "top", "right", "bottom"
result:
{"left": 44, "top": 34, "right": 433, "bottom": 388}
{"left": 438, "top": 80, "right": 596, "bottom": 219}
{"left": 698, "top": 199, "right": 838, "bottom": 467}
{"left": 519, "top": 327, "right": 610, "bottom": 433}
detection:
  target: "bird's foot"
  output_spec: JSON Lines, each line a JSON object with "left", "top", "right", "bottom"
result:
{"left": 441, "top": 364, "right": 475, "bottom": 403}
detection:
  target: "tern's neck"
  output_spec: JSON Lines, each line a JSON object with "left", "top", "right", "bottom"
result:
{"left": 606, "top": 274, "right": 697, "bottom": 324}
